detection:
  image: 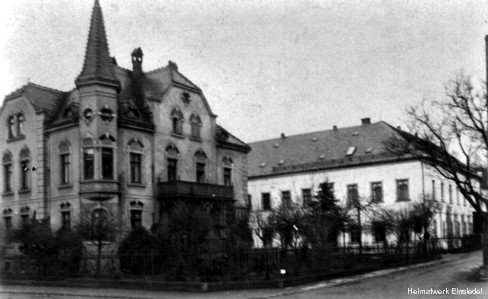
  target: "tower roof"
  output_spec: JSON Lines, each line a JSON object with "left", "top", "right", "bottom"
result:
{"left": 75, "top": 0, "right": 119, "bottom": 90}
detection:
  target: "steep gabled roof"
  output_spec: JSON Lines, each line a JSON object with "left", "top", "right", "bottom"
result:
{"left": 75, "top": 0, "right": 119, "bottom": 89}
{"left": 3, "top": 82, "right": 67, "bottom": 117}
{"left": 248, "top": 121, "right": 410, "bottom": 178}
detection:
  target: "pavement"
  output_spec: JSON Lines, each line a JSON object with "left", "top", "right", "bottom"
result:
{"left": 0, "top": 252, "right": 481, "bottom": 299}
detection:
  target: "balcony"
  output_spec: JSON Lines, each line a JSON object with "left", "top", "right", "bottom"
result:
{"left": 157, "top": 181, "right": 234, "bottom": 201}
{"left": 80, "top": 180, "right": 119, "bottom": 200}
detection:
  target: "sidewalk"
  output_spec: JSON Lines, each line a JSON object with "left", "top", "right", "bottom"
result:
{"left": 0, "top": 253, "right": 471, "bottom": 299}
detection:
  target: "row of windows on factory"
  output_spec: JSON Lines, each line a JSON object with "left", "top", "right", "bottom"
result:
{"left": 431, "top": 180, "right": 467, "bottom": 206}
{"left": 2, "top": 140, "right": 235, "bottom": 194}
{"left": 259, "top": 180, "right": 408, "bottom": 211}
{"left": 259, "top": 179, "right": 468, "bottom": 211}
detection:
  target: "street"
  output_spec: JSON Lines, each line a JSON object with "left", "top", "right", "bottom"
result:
{"left": 0, "top": 251, "right": 486, "bottom": 299}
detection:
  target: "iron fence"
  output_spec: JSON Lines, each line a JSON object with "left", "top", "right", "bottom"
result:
{"left": 1, "top": 238, "right": 457, "bottom": 282}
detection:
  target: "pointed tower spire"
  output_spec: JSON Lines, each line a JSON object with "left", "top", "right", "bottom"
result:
{"left": 76, "top": 0, "right": 119, "bottom": 90}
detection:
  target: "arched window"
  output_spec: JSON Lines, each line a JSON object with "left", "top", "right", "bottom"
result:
{"left": 3, "top": 151, "right": 13, "bottom": 193}
{"left": 19, "top": 147, "right": 30, "bottom": 191}
{"left": 223, "top": 155, "right": 233, "bottom": 187}
{"left": 166, "top": 144, "right": 179, "bottom": 182}
{"left": 128, "top": 139, "right": 144, "bottom": 184}
{"left": 170, "top": 108, "right": 184, "bottom": 135}
{"left": 7, "top": 116, "right": 15, "bottom": 139}
{"left": 190, "top": 113, "right": 202, "bottom": 139}
{"left": 195, "top": 149, "right": 207, "bottom": 183}
{"left": 17, "top": 113, "right": 25, "bottom": 136}
{"left": 59, "top": 141, "right": 71, "bottom": 185}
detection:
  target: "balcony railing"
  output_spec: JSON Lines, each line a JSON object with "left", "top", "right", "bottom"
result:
{"left": 157, "top": 181, "right": 234, "bottom": 200}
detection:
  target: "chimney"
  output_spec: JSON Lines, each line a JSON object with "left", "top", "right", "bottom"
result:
{"left": 333, "top": 125, "right": 338, "bottom": 131}
{"left": 281, "top": 133, "right": 286, "bottom": 139}
{"left": 131, "top": 47, "right": 143, "bottom": 79}
{"left": 361, "top": 118, "right": 371, "bottom": 125}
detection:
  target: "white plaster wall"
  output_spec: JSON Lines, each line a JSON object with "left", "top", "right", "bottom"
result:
{"left": 249, "top": 160, "right": 476, "bottom": 247}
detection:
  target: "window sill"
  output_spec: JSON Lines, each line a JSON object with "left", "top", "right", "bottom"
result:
{"left": 18, "top": 189, "right": 31, "bottom": 195}
{"left": 171, "top": 133, "right": 185, "bottom": 139}
{"left": 190, "top": 136, "right": 202, "bottom": 142}
{"left": 127, "top": 183, "right": 146, "bottom": 188}
{"left": 58, "top": 184, "right": 73, "bottom": 190}
{"left": 7, "top": 135, "right": 25, "bottom": 143}
{"left": 80, "top": 179, "right": 118, "bottom": 184}
{"left": 2, "top": 192, "right": 14, "bottom": 197}
{"left": 396, "top": 198, "right": 411, "bottom": 202}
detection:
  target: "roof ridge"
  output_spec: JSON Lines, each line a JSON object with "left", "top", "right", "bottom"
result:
{"left": 249, "top": 121, "right": 390, "bottom": 144}
{"left": 171, "top": 66, "right": 201, "bottom": 91}
{"left": 27, "top": 82, "right": 66, "bottom": 94}
{"left": 145, "top": 65, "right": 168, "bottom": 75}
{"left": 4, "top": 82, "right": 65, "bottom": 101}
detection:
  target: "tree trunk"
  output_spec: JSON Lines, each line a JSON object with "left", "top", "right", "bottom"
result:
{"left": 96, "top": 240, "right": 102, "bottom": 275}
{"left": 357, "top": 206, "right": 362, "bottom": 256}
{"left": 480, "top": 215, "right": 488, "bottom": 281}
{"left": 482, "top": 216, "right": 488, "bottom": 267}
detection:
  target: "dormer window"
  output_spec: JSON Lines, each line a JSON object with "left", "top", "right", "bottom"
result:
{"left": 346, "top": 146, "right": 356, "bottom": 156}
{"left": 7, "top": 116, "right": 15, "bottom": 139}
{"left": 17, "top": 114, "right": 25, "bottom": 136}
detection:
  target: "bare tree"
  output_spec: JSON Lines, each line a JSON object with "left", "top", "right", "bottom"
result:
{"left": 76, "top": 209, "right": 118, "bottom": 275}
{"left": 388, "top": 72, "right": 488, "bottom": 274}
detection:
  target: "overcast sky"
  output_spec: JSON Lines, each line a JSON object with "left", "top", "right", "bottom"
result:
{"left": 1, "top": 0, "right": 488, "bottom": 143}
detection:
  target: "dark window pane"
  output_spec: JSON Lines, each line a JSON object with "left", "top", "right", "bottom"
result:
{"left": 4, "top": 164, "right": 12, "bottom": 193}
{"left": 396, "top": 179, "right": 409, "bottom": 201}
{"left": 281, "top": 191, "right": 291, "bottom": 207}
{"left": 83, "top": 148, "right": 94, "bottom": 179}
{"left": 130, "top": 153, "right": 142, "bottom": 183}
{"left": 350, "top": 225, "right": 360, "bottom": 243}
{"left": 62, "top": 211, "right": 71, "bottom": 229}
{"left": 371, "top": 182, "right": 383, "bottom": 203}
{"left": 196, "top": 163, "right": 205, "bottom": 183}
{"left": 262, "top": 193, "right": 271, "bottom": 210}
{"left": 130, "top": 210, "right": 142, "bottom": 229}
{"left": 20, "top": 160, "right": 29, "bottom": 190}
{"left": 168, "top": 159, "right": 177, "bottom": 182}
{"left": 302, "top": 188, "right": 312, "bottom": 206}
{"left": 373, "top": 222, "right": 386, "bottom": 242}
{"left": 191, "top": 122, "right": 201, "bottom": 138}
{"left": 224, "top": 168, "right": 232, "bottom": 186}
{"left": 61, "top": 154, "right": 70, "bottom": 184}
{"left": 347, "top": 184, "right": 358, "bottom": 205}
{"left": 102, "top": 148, "right": 113, "bottom": 179}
